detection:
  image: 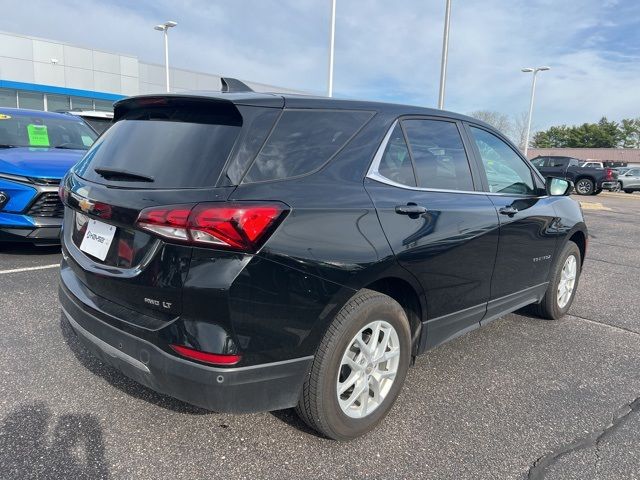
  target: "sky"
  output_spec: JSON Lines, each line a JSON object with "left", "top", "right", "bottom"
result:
{"left": 2, "top": 0, "right": 639, "bottom": 130}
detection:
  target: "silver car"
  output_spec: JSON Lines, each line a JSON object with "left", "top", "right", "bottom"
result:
{"left": 618, "top": 167, "right": 640, "bottom": 193}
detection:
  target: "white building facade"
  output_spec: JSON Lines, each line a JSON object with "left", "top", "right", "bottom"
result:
{"left": 0, "top": 30, "right": 300, "bottom": 112}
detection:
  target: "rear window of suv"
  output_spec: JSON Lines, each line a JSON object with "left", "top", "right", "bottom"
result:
{"left": 241, "top": 109, "right": 373, "bottom": 183}
{"left": 74, "top": 102, "right": 242, "bottom": 189}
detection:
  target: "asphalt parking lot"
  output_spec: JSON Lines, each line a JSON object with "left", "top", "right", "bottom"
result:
{"left": 1, "top": 192, "right": 639, "bottom": 480}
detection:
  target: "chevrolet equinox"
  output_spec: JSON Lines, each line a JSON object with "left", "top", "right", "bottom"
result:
{"left": 58, "top": 79, "right": 587, "bottom": 440}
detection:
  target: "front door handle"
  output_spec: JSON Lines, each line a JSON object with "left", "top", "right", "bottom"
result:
{"left": 395, "top": 204, "right": 428, "bottom": 216}
{"left": 499, "top": 206, "right": 518, "bottom": 216}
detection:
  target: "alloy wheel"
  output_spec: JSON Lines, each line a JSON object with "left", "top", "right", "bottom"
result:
{"left": 575, "top": 179, "right": 593, "bottom": 195}
{"left": 557, "top": 254, "right": 577, "bottom": 308}
{"left": 336, "top": 320, "right": 400, "bottom": 419}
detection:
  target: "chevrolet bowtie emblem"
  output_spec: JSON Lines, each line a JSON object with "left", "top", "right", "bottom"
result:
{"left": 78, "top": 198, "right": 95, "bottom": 213}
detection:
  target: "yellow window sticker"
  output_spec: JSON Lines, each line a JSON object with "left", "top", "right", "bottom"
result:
{"left": 0, "top": 114, "right": 11, "bottom": 120}
{"left": 27, "top": 124, "right": 50, "bottom": 147}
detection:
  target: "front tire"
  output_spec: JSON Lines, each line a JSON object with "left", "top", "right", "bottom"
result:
{"left": 296, "top": 289, "right": 411, "bottom": 440}
{"left": 534, "top": 241, "right": 581, "bottom": 320}
{"left": 575, "top": 178, "right": 594, "bottom": 195}
{"left": 625, "top": 189, "right": 634, "bottom": 194}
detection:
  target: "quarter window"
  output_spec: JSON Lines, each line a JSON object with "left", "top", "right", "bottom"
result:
{"left": 470, "top": 126, "right": 536, "bottom": 195}
{"left": 377, "top": 123, "right": 416, "bottom": 186}
{"left": 243, "top": 109, "right": 372, "bottom": 183}
{"left": 402, "top": 119, "right": 474, "bottom": 191}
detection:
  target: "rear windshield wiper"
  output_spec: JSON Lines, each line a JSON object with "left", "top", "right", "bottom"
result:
{"left": 94, "top": 168, "right": 154, "bottom": 182}
{"left": 0, "top": 144, "right": 17, "bottom": 148}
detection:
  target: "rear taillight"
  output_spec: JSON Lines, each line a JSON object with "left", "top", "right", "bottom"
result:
{"left": 170, "top": 344, "right": 241, "bottom": 366}
{"left": 136, "top": 202, "right": 287, "bottom": 252}
{"left": 605, "top": 168, "right": 614, "bottom": 180}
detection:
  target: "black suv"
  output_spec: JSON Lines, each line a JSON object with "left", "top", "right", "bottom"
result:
{"left": 59, "top": 80, "right": 587, "bottom": 440}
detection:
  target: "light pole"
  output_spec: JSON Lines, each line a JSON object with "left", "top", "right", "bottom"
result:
{"left": 522, "top": 66, "right": 550, "bottom": 156}
{"left": 154, "top": 21, "right": 177, "bottom": 92}
{"left": 327, "top": 0, "right": 337, "bottom": 97}
{"left": 437, "top": 0, "right": 452, "bottom": 109}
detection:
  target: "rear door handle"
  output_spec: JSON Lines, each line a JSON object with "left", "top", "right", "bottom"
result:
{"left": 499, "top": 206, "right": 518, "bottom": 216}
{"left": 395, "top": 204, "right": 428, "bottom": 215}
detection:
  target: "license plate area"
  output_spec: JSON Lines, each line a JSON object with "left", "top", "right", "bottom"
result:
{"left": 80, "top": 219, "right": 116, "bottom": 261}
{"left": 71, "top": 211, "right": 157, "bottom": 268}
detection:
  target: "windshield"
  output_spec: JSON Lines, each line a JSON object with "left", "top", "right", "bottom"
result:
{"left": 0, "top": 113, "right": 97, "bottom": 150}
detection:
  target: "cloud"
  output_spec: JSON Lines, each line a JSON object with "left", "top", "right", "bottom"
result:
{"left": 1, "top": 0, "right": 638, "bottom": 129}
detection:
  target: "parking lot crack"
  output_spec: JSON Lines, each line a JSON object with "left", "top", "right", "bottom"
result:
{"left": 587, "top": 257, "right": 640, "bottom": 270}
{"left": 570, "top": 314, "right": 640, "bottom": 337}
{"left": 526, "top": 396, "right": 640, "bottom": 480}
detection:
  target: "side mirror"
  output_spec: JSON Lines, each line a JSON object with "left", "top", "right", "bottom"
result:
{"left": 546, "top": 177, "right": 572, "bottom": 196}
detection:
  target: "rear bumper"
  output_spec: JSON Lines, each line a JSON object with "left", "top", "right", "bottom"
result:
{"left": 59, "top": 276, "right": 313, "bottom": 414}
{"left": 600, "top": 181, "right": 618, "bottom": 190}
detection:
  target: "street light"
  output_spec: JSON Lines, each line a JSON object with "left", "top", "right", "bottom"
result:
{"left": 522, "top": 65, "right": 550, "bottom": 156}
{"left": 437, "top": 0, "right": 452, "bottom": 109}
{"left": 154, "top": 20, "right": 177, "bottom": 92}
{"left": 327, "top": 0, "right": 337, "bottom": 97}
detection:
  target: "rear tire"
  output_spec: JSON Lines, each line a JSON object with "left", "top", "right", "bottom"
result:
{"left": 534, "top": 241, "right": 581, "bottom": 320}
{"left": 575, "top": 178, "right": 594, "bottom": 195}
{"left": 296, "top": 289, "right": 411, "bottom": 440}
{"left": 625, "top": 189, "right": 634, "bottom": 194}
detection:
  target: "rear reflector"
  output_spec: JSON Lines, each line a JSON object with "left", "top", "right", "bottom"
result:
{"left": 136, "top": 202, "right": 287, "bottom": 252}
{"left": 170, "top": 344, "right": 241, "bottom": 366}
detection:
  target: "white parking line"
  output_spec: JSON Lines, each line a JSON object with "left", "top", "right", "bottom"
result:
{"left": 0, "top": 264, "right": 59, "bottom": 275}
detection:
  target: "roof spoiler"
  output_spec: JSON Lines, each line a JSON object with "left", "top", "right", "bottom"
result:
{"left": 220, "top": 77, "right": 253, "bottom": 93}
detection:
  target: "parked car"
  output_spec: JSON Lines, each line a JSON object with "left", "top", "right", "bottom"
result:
{"left": 617, "top": 167, "right": 640, "bottom": 193}
{"left": 64, "top": 110, "right": 113, "bottom": 134}
{"left": 0, "top": 107, "right": 97, "bottom": 243}
{"left": 58, "top": 81, "right": 588, "bottom": 440}
{"left": 613, "top": 166, "right": 632, "bottom": 176}
{"left": 580, "top": 161, "right": 604, "bottom": 169}
{"left": 531, "top": 156, "right": 617, "bottom": 195}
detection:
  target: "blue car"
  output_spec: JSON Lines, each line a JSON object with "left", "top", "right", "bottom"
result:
{"left": 0, "top": 108, "right": 97, "bottom": 243}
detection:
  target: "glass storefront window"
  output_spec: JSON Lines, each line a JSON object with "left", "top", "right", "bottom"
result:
{"left": 0, "top": 88, "right": 17, "bottom": 108}
{"left": 70, "top": 96, "right": 93, "bottom": 110}
{"left": 47, "top": 94, "right": 70, "bottom": 112}
{"left": 94, "top": 99, "right": 115, "bottom": 112}
{"left": 18, "top": 91, "right": 45, "bottom": 110}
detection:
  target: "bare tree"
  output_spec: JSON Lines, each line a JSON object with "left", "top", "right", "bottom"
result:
{"left": 511, "top": 111, "right": 530, "bottom": 152}
{"left": 469, "top": 110, "right": 533, "bottom": 153}
{"left": 468, "top": 110, "right": 512, "bottom": 134}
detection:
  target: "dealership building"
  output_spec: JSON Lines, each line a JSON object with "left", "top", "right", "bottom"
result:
{"left": 0, "top": 30, "right": 300, "bottom": 112}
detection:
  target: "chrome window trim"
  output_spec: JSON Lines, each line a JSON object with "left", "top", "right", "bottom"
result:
{"left": 366, "top": 120, "right": 487, "bottom": 196}
{"left": 366, "top": 120, "right": 547, "bottom": 198}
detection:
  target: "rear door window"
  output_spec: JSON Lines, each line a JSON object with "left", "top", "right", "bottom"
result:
{"left": 548, "top": 157, "right": 567, "bottom": 168}
{"left": 402, "top": 119, "right": 474, "bottom": 191}
{"left": 242, "top": 109, "right": 372, "bottom": 183}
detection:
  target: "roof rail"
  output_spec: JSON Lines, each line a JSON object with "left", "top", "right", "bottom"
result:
{"left": 220, "top": 77, "right": 254, "bottom": 93}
